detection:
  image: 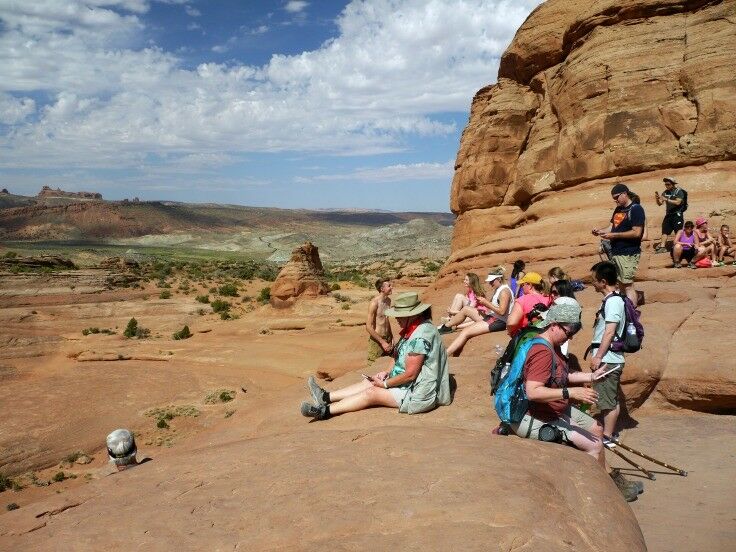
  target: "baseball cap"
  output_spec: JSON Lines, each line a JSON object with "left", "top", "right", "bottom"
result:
{"left": 517, "top": 272, "right": 542, "bottom": 286}
{"left": 663, "top": 177, "right": 678, "bottom": 185}
{"left": 695, "top": 217, "right": 707, "bottom": 227}
{"left": 611, "top": 183, "right": 629, "bottom": 196}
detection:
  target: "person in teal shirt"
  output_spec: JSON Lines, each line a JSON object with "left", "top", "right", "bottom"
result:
{"left": 301, "top": 292, "right": 452, "bottom": 420}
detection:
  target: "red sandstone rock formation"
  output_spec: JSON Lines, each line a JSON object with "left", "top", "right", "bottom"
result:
{"left": 270, "top": 242, "right": 330, "bottom": 308}
{"left": 430, "top": 0, "right": 736, "bottom": 415}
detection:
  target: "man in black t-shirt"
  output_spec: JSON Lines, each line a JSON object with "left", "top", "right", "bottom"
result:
{"left": 654, "top": 177, "right": 685, "bottom": 253}
{"left": 591, "top": 183, "right": 645, "bottom": 306}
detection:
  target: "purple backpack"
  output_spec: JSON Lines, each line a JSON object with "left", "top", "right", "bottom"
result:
{"left": 601, "top": 292, "right": 644, "bottom": 353}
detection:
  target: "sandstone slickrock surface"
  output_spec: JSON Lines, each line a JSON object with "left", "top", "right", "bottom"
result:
{"left": 434, "top": 0, "right": 736, "bottom": 414}
{"left": 270, "top": 241, "right": 330, "bottom": 308}
{"left": 0, "top": 362, "right": 646, "bottom": 552}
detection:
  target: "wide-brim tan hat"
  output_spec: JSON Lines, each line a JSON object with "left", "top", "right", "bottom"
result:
{"left": 384, "top": 291, "right": 431, "bottom": 318}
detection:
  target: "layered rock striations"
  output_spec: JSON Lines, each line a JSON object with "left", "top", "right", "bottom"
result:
{"left": 449, "top": 0, "right": 735, "bottom": 250}
{"left": 37, "top": 186, "right": 102, "bottom": 200}
{"left": 270, "top": 242, "right": 330, "bottom": 308}
{"left": 434, "top": 0, "right": 736, "bottom": 415}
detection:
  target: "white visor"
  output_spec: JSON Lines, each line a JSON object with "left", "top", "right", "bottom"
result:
{"left": 486, "top": 274, "right": 502, "bottom": 283}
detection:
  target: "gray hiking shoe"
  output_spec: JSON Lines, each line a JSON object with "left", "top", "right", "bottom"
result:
{"left": 610, "top": 469, "right": 644, "bottom": 494}
{"left": 300, "top": 401, "right": 327, "bottom": 420}
{"left": 610, "top": 469, "right": 641, "bottom": 501}
{"left": 307, "top": 375, "right": 327, "bottom": 406}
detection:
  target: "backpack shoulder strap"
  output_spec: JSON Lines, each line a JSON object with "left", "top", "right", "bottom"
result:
{"left": 527, "top": 338, "right": 558, "bottom": 387}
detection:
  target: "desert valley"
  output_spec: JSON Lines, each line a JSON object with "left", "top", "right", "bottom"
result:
{"left": 2, "top": 0, "right": 736, "bottom": 551}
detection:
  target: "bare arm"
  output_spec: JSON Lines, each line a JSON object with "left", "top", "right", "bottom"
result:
{"left": 592, "top": 225, "right": 613, "bottom": 236}
{"left": 601, "top": 226, "right": 643, "bottom": 240}
{"left": 505, "top": 302, "right": 524, "bottom": 335}
{"left": 590, "top": 321, "right": 617, "bottom": 371}
{"left": 375, "top": 353, "right": 423, "bottom": 388}
{"left": 486, "top": 288, "right": 511, "bottom": 316}
{"left": 525, "top": 379, "right": 598, "bottom": 404}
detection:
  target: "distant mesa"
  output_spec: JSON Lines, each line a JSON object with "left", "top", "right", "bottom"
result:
{"left": 270, "top": 241, "right": 330, "bottom": 308}
{"left": 1, "top": 188, "right": 8, "bottom": 194}
{"left": 37, "top": 185, "right": 102, "bottom": 200}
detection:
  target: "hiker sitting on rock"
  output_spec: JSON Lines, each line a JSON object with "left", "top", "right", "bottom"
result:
{"left": 505, "top": 272, "right": 553, "bottom": 336}
{"left": 671, "top": 221, "right": 700, "bottom": 268}
{"left": 443, "top": 272, "right": 489, "bottom": 325}
{"left": 510, "top": 302, "right": 606, "bottom": 459}
{"left": 694, "top": 217, "right": 718, "bottom": 264}
{"left": 718, "top": 224, "right": 735, "bottom": 265}
{"left": 301, "top": 292, "right": 451, "bottom": 420}
{"left": 441, "top": 266, "right": 514, "bottom": 356}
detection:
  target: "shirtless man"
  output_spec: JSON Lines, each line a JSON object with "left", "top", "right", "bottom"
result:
{"left": 366, "top": 279, "right": 394, "bottom": 363}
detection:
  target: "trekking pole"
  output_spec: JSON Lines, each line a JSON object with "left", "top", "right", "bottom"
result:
{"left": 607, "top": 438, "right": 688, "bottom": 476}
{"left": 605, "top": 442, "right": 656, "bottom": 480}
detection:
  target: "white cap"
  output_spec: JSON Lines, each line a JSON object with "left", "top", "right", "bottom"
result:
{"left": 106, "top": 429, "right": 137, "bottom": 466}
{"left": 485, "top": 273, "right": 502, "bottom": 283}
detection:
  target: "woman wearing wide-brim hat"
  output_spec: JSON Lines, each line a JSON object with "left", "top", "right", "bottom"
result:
{"left": 302, "top": 292, "right": 452, "bottom": 420}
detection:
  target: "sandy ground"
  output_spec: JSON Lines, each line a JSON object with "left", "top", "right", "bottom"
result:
{"left": 0, "top": 271, "right": 734, "bottom": 551}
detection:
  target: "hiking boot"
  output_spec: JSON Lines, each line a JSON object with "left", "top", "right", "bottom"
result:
{"left": 300, "top": 401, "right": 328, "bottom": 420}
{"left": 610, "top": 468, "right": 644, "bottom": 494}
{"left": 610, "top": 469, "right": 641, "bottom": 501}
{"left": 437, "top": 324, "right": 454, "bottom": 335}
{"left": 307, "top": 375, "right": 327, "bottom": 406}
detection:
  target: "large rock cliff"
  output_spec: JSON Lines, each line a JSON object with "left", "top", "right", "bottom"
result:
{"left": 431, "top": 0, "right": 736, "bottom": 415}
{"left": 448, "top": 0, "right": 735, "bottom": 250}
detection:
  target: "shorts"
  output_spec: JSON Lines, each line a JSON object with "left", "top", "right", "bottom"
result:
{"left": 675, "top": 247, "right": 696, "bottom": 262}
{"left": 662, "top": 212, "right": 684, "bottom": 235}
{"left": 487, "top": 316, "right": 506, "bottom": 332}
{"left": 612, "top": 254, "right": 640, "bottom": 284}
{"left": 367, "top": 335, "right": 391, "bottom": 363}
{"left": 389, "top": 386, "right": 410, "bottom": 407}
{"left": 511, "top": 405, "right": 596, "bottom": 441}
{"left": 593, "top": 363, "right": 623, "bottom": 410}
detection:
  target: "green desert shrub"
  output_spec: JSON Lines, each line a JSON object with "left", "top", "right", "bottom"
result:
{"left": 257, "top": 287, "right": 271, "bottom": 304}
{"left": 218, "top": 283, "right": 239, "bottom": 297}
{"left": 123, "top": 318, "right": 138, "bottom": 338}
{"left": 172, "top": 325, "right": 192, "bottom": 340}
{"left": 159, "top": 290, "right": 172, "bottom": 299}
{"left": 204, "top": 389, "right": 236, "bottom": 404}
{"left": 195, "top": 295, "right": 210, "bottom": 304}
{"left": 210, "top": 300, "right": 230, "bottom": 313}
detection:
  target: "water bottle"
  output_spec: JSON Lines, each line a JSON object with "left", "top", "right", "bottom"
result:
{"left": 626, "top": 322, "right": 636, "bottom": 336}
{"left": 500, "top": 362, "right": 511, "bottom": 380}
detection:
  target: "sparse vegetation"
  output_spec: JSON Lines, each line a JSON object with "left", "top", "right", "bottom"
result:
{"left": 172, "top": 325, "right": 192, "bottom": 340}
{"left": 159, "top": 290, "right": 172, "bottom": 299}
{"left": 341, "top": 303, "right": 351, "bottom": 310}
{"left": 224, "top": 410, "right": 235, "bottom": 418}
{"left": 257, "top": 287, "right": 271, "bottom": 304}
{"left": 218, "top": 283, "right": 239, "bottom": 297}
{"left": 6, "top": 502, "right": 19, "bottom": 511}
{"left": 204, "top": 389, "right": 236, "bottom": 404}
{"left": 145, "top": 404, "right": 200, "bottom": 429}
{"left": 196, "top": 294, "right": 210, "bottom": 304}
{"left": 211, "top": 300, "right": 230, "bottom": 314}
{"left": 123, "top": 318, "right": 149, "bottom": 339}
{"left": 331, "top": 283, "right": 341, "bottom": 291}
{"left": 82, "top": 327, "right": 115, "bottom": 336}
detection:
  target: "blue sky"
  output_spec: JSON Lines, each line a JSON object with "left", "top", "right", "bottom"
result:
{"left": 0, "top": 0, "right": 541, "bottom": 212}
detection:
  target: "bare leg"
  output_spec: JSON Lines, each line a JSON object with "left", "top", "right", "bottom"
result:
{"left": 692, "top": 246, "right": 707, "bottom": 263}
{"left": 566, "top": 418, "right": 604, "bottom": 463}
{"left": 328, "top": 386, "right": 398, "bottom": 415}
{"left": 446, "top": 321, "right": 491, "bottom": 356}
{"left": 672, "top": 244, "right": 683, "bottom": 265}
{"left": 328, "top": 379, "right": 373, "bottom": 402}
{"left": 446, "top": 305, "right": 483, "bottom": 328}
{"left": 448, "top": 293, "right": 467, "bottom": 316}
{"left": 601, "top": 404, "right": 620, "bottom": 438}
{"left": 619, "top": 282, "right": 638, "bottom": 307}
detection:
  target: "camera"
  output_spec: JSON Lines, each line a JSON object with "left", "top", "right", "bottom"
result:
{"left": 538, "top": 424, "right": 563, "bottom": 443}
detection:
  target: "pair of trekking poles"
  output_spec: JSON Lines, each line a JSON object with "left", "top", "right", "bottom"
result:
{"left": 604, "top": 435, "right": 688, "bottom": 480}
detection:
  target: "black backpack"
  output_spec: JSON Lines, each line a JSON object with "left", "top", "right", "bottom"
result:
{"left": 679, "top": 188, "right": 688, "bottom": 213}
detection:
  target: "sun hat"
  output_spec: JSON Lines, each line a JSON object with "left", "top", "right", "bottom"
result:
{"left": 106, "top": 428, "right": 137, "bottom": 466}
{"left": 540, "top": 296, "right": 579, "bottom": 322}
{"left": 383, "top": 292, "right": 430, "bottom": 318}
{"left": 517, "top": 272, "right": 542, "bottom": 286}
{"left": 485, "top": 268, "right": 504, "bottom": 283}
{"left": 539, "top": 300, "right": 582, "bottom": 328}
{"left": 695, "top": 217, "right": 707, "bottom": 227}
{"left": 663, "top": 177, "right": 678, "bottom": 185}
{"left": 611, "top": 183, "right": 629, "bottom": 196}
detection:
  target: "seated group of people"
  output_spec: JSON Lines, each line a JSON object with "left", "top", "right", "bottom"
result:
{"left": 670, "top": 218, "right": 735, "bottom": 268}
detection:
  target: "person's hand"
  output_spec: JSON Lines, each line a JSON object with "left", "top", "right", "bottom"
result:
{"left": 569, "top": 387, "right": 598, "bottom": 404}
{"left": 381, "top": 340, "right": 393, "bottom": 354}
{"left": 592, "top": 364, "right": 611, "bottom": 380}
{"left": 371, "top": 377, "right": 386, "bottom": 388}
{"left": 374, "top": 370, "right": 389, "bottom": 381}
{"left": 599, "top": 232, "right": 612, "bottom": 240}
{"left": 591, "top": 228, "right": 600, "bottom": 236}
{"left": 590, "top": 356, "right": 603, "bottom": 372}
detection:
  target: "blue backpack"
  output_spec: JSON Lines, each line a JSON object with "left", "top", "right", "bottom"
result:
{"left": 494, "top": 338, "right": 556, "bottom": 425}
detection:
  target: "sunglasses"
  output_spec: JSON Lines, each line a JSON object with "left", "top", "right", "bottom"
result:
{"left": 559, "top": 324, "right": 579, "bottom": 339}
{"left": 612, "top": 193, "right": 622, "bottom": 200}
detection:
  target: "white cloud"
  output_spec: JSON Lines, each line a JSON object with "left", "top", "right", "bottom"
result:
{"left": 184, "top": 5, "right": 200, "bottom": 17}
{"left": 296, "top": 160, "right": 453, "bottom": 184}
{"left": 0, "top": 0, "right": 542, "bottom": 174}
{"left": 284, "top": 1, "right": 309, "bottom": 14}
{"left": 250, "top": 25, "right": 269, "bottom": 35}
{"left": 0, "top": 92, "right": 36, "bottom": 124}
{"left": 186, "top": 21, "right": 200, "bottom": 30}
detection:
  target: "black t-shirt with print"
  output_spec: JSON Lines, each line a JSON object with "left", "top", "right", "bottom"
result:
{"left": 662, "top": 188, "right": 685, "bottom": 215}
{"left": 610, "top": 203, "right": 645, "bottom": 255}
